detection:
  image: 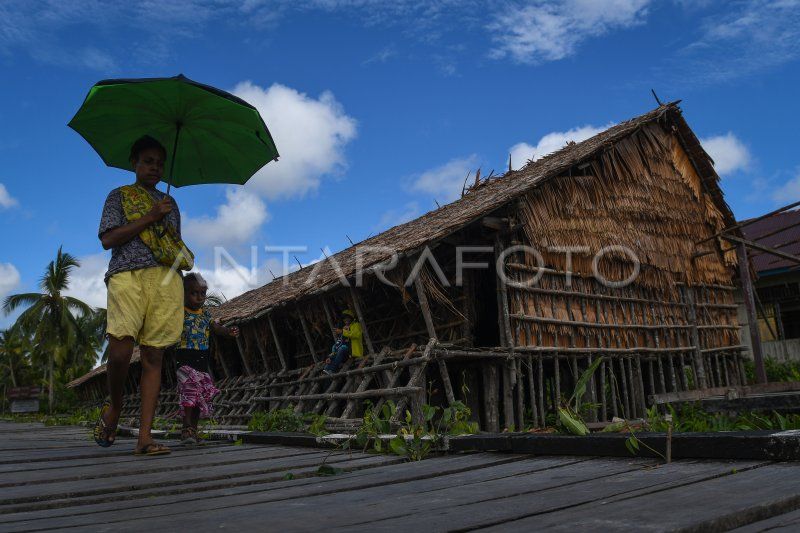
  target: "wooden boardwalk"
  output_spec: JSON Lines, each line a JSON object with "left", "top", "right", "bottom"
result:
{"left": 2, "top": 422, "right": 800, "bottom": 531}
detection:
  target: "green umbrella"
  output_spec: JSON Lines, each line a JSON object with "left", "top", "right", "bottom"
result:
{"left": 68, "top": 74, "right": 279, "bottom": 193}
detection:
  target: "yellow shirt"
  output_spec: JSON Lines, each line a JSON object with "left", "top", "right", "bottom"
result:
{"left": 343, "top": 322, "right": 364, "bottom": 357}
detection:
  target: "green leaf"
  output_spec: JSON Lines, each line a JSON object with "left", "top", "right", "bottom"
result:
{"left": 625, "top": 436, "right": 640, "bottom": 455}
{"left": 558, "top": 407, "right": 589, "bottom": 436}
{"left": 569, "top": 357, "right": 603, "bottom": 411}
{"left": 389, "top": 436, "right": 407, "bottom": 456}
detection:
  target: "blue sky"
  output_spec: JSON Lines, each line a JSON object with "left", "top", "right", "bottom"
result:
{"left": 1, "top": 0, "right": 799, "bottom": 327}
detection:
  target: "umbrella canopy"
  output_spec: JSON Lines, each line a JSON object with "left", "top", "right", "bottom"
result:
{"left": 68, "top": 74, "right": 279, "bottom": 188}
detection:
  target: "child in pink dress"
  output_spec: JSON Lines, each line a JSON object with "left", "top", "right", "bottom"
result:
{"left": 176, "top": 273, "right": 239, "bottom": 444}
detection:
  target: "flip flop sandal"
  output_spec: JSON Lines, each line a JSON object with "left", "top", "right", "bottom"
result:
{"left": 93, "top": 403, "right": 117, "bottom": 448}
{"left": 134, "top": 442, "right": 172, "bottom": 456}
{"left": 181, "top": 428, "right": 197, "bottom": 445}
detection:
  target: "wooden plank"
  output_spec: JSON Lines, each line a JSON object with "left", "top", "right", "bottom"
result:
{"left": 0, "top": 445, "right": 322, "bottom": 487}
{"left": 0, "top": 448, "right": 356, "bottom": 506}
{"left": 102, "top": 457, "right": 644, "bottom": 530}
{"left": 730, "top": 506, "right": 800, "bottom": 532}
{"left": 481, "top": 462, "right": 798, "bottom": 533}
{"left": 0, "top": 454, "right": 399, "bottom": 521}
{"left": 0, "top": 454, "right": 523, "bottom": 529}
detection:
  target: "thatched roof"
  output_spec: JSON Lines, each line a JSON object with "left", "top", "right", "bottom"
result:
{"left": 214, "top": 102, "right": 734, "bottom": 324}
{"left": 66, "top": 347, "right": 140, "bottom": 389}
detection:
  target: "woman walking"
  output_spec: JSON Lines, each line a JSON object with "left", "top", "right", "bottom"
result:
{"left": 93, "top": 135, "right": 193, "bottom": 456}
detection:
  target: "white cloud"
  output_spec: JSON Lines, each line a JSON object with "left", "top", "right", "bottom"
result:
{"left": 182, "top": 188, "right": 269, "bottom": 251}
{"left": 700, "top": 132, "right": 751, "bottom": 176}
{"left": 194, "top": 255, "right": 290, "bottom": 302}
{"left": 232, "top": 82, "right": 357, "bottom": 200}
{"left": 0, "top": 262, "right": 21, "bottom": 302}
{"left": 674, "top": 0, "right": 800, "bottom": 84}
{"left": 509, "top": 123, "right": 611, "bottom": 170}
{"left": 489, "top": 0, "right": 651, "bottom": 64}
{"left": 64, "top": 253, "right": 109, "bottom": 309}
{"left": 0, "top": 183, "right": 18, "bottom": 209}
{"left": 195, "top": 263, "right": 261, "bottom": 302}
{"left": 409, "top": 155, "right": 480, "bottom": 203}
{"left": 773, "top": 171, "right": 800, "bottom": 204}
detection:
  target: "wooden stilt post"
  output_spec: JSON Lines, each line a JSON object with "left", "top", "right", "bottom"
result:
{"left": 235, "top": 331, "right": 254, "bottom": 376}
{"left": 297, "top": 305, "right": 320, "bottom": 363}
{"left": 494, "top": 235, "right": 516, "bottom": 430}
{"left": 267, "top": 312, "right": 288, "bottom": 372}
{"left": 211, "top": 337, "right": 231, "bottom": 379}
{"left": 482, "top": 364, "right": 500, "bottom": 432}
{"left": 685, "top": 287, "right": 708, "bottom": 389}
{"left": 322, "top": 297, "right": 337, "bottom": 338}
{"left": 348, "top": 286, "right": 375, "bottom": 355}
{"left": 253, "top": 322, "right": 272, "bottom": 374}
{"left": 737, "top": 243, "right": 767, "bottom": 383}
{"left": 414, "top": 275, "right": 455, "bottom": 406}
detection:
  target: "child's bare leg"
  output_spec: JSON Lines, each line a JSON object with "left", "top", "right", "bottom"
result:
{"left": 190, "top": 408, "right": 200, "bottom": 430}
{"left": 182, "top": 406, "right": 195, "bottom": 431}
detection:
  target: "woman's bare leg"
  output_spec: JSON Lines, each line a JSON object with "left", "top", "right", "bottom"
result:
{"left": 105, "top": 336, "right": 135, "bottom": 430}
{"left": 138, "top": 345, "right": 164, "bottom": 448}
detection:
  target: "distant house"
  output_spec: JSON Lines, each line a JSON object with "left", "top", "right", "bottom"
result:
{"left": 738, "top": 209, "right": 800, "bottom": 361}
{"left": 70, "top": 102, "right": 745, "bottom": 429}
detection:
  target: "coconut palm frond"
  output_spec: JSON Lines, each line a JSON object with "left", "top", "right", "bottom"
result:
{"left": 3, "top": 293, "right": 43, "bottom": 315}
{"left": 64, "top": 296, "right": 94, "bottom": 317}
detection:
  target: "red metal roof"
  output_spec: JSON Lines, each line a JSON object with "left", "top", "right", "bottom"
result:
{"left": 741, "top": 209, "right": 800, "bottom": 275}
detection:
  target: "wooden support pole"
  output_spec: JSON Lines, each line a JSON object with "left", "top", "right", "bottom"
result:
{"left": 494, "top": 235, "right": 517, "bottom": 429}
{"left": 392, "top": 338, "right": 436, "bottom": 423}
{"left": 737, "top": 243, "right": 767, "bottom": 384}
{"left": 414, "top": 274, "right": 455, "bottom": 406}
{"left": 414, "top": 274, "right": 438, "bottom": 341}
{"left": 685, "top": 287, "right": 708, "bottom": 389}
{"left": 267, "top": 312, "right": 288, "bottom": 371}
{"left": 482, "top": 363, "right": 500, "bottom": 432}
{"left": 253, "top": 323, "right": 272, "bottom": 374}
{"left": 342, "top": 347, "right": 390, "bottom": 419}
{"left": 348, "top": 286, "right": 376, "bottom": 355}
{"left": 211, "top": 338, "right": 231, "bottom": 379}
{"left": 297, "top": 306, "right": 320, "bottom": 363}
{"left": 254, "top": 386, "right": 422, "bottom": 403}
{"left": 322, "top": 297, "right": 337, "bottom": 338}
{"left": 234, "top": 334, "right": 253, "bottom": 376}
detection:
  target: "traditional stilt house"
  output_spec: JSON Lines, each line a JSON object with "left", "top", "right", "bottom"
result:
{"left": 69, "top": 102, "right": 745, "bottom": 430}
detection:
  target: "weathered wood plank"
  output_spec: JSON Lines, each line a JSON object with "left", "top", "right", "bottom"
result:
{"left": 0, "top": 453, "right": 516, "bottom": 529}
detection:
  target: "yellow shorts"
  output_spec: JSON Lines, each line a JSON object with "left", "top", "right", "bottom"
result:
{"left": 106, "top": 266, "right": 183, "bottom": 348}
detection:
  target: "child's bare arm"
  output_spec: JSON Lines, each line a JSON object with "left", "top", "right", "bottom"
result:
{"left": 211, "top": 320, "right": 239, "bottom": 337}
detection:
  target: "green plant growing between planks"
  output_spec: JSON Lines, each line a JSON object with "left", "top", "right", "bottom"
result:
{"left": 557, "top": 357, "right": 603, "bottom": 436}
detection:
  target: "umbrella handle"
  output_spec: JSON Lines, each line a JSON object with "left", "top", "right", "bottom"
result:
{"left": 160, "top": 122, "right": 181, "bottom": 237}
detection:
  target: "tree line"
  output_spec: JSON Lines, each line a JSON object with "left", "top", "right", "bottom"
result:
{"left": 1, "top": 248, "right": 106, "bottom": 413}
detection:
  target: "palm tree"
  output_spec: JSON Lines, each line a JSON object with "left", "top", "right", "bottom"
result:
{"left": 68, "top": 308, "right": 107, "bottom": 377}
{"left": 3, "top": 247, "right": 93, "bottom": 412}
{"left": 0, "top": 328, "right": 31, "bottom": 389}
